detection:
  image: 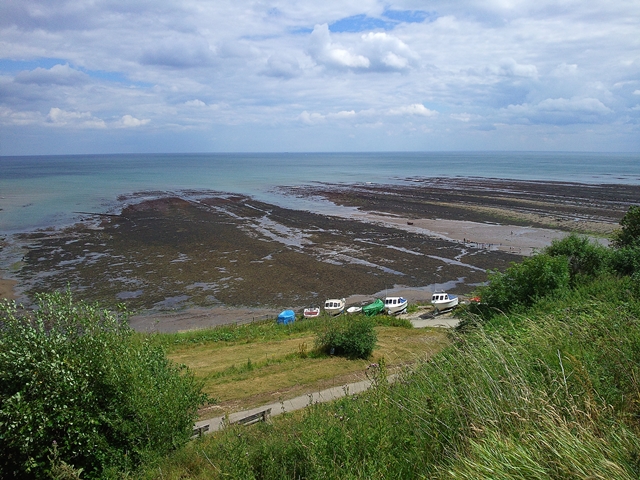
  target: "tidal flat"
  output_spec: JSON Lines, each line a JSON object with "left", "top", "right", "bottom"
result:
{"left": 5, "top": 177, "right": 638, "bottom": 331}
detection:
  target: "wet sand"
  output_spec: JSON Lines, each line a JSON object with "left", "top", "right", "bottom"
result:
{"left": 3, "top": 177, "right": 638, "bottom": 332}
{"left": 0, "top": 278, "right": 17, "bottom": 301}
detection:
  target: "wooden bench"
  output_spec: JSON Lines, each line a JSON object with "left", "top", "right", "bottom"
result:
{"left": 232, "top": 408, "right": 271, "bottom": 426}
{"left": 192, "top": 424, "right": 210, "bottom": 437}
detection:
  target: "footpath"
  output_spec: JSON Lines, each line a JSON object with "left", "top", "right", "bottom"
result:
{"left": 193, "top": 315, "right": 459, "bottom": 435}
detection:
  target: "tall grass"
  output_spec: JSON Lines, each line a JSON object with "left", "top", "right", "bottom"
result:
{"left": 140, "top": 275, "right": 640, "bottom": 479}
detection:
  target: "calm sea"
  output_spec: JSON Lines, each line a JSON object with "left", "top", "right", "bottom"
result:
{"left": 1, "top": 151, "right": 639, "bottom": 234}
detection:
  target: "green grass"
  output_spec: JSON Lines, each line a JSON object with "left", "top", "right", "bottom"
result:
{"left": 138, "top": 274, "right": 640, "bottom": 479}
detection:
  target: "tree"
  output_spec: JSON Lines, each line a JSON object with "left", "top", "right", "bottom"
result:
{"left": 612, "top": 205, "right": 640, "bottom": 248}
{"left": 0, "top": 291, "right": 207, "bottom": 479}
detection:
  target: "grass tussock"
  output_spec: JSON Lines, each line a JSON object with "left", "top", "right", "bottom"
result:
{"left": 140, "top": 275, "right": 640, "bottom": 479}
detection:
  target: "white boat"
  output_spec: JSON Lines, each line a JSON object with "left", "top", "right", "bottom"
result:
{"left": 303, "top": 307, "right": 321, "bottom": 318}
{"left": 346, "top": 306, "right": 362, "bottom": 314}
{"left": 324, "top": 298, "right": 346, "bottom": 316}
{"left": 384, "top": 296, "right": 408, "bottom": 314}
{"left": 431, "top": 292, "right": 458, "bottom": 311}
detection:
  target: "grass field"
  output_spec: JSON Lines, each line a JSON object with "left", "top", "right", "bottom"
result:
{"left": 162, "top": 318, "right": 450, "bottom": 415}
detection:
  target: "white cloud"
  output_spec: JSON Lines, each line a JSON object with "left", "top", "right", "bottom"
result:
{"left": 634, "top": 90, "right": 640, "bottom": 95}
{"left": 185, "top": 99, "right": 207, "bottom": 107}
{"left": 494, "top": 58, "right": 538, "bottom": 78}
{"left": 308, "top": 24, "right": 370, "bottom": 69}
{"left": 15, "top": 64, "right": 88, "bottom": 85}
{"left": 0, "top": 106, "right": 43, "bottom": 126}
{"left": 359, "top": 32, "right": 416, "bottom": 71}
{"left": 388, "top": 104, "right": 438, "bottom": 117}
{"left": 299, "top": 111, "right": 325, "bottom": 124}
{"left": 46, "top": 107, "right": 106, "bottom": 128}
{"left": 503, "top": 97, "right": 612, "bottom": 124}
{"left": 551, "top": 62, "right": 578, "bottom": 77}
{"left": 262, "top": 54, "right": 301, "bottom": 78}
{"left": 118, "top": 115, "right": 150, "bottom": 128}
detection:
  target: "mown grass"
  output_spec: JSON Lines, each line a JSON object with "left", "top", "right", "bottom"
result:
{"left": 139, "top": 274, "right": 640, "bottom": 479}
{"left": 161, "top": 315, "right": 446, "bottom": 413}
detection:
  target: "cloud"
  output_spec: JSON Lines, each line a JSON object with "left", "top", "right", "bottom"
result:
{"left": 1, "top": 1, "right": 640, "bottom": 153}
{"left": 117, "top": 115, "right": 150, "bottom": 128}
{"left": 387, "top": 104, "right": 438, "bottom": 117}
{"left": 46, "top": 107, "right": 106, "bottom": 128}
{"left": 298, "top": 110, "right": 357, "bottom": 124}
{"left": 299, "top": 110, "right": 326, "bottom": 125}
{"left": 140, "top": 36, "right": 215, "bottom": 68}
{"left": 184, "top": 99, "right": 207, "bottom": 107}
{"left": 503, "top": 97, "right": 612, "bottom": 124}
{"left": 0, "top": 106, "right": 43, "bottom": 126}
{"left": 262, "top": 54, "right": 301, "bottom": 78}
{"left": 359, "top": 32, "right": 416, "bottom": 71}
{"left": 494, "top": 58, "right": 538, "bottom": 78}
{"left": 306, "top": 24, "right": 416, "bottom": 72}
{"left": 15, "top": 64, "right": 89, "bottom": 86}
{"left": 307, "top": 24, "right": 370, "bottom": 69}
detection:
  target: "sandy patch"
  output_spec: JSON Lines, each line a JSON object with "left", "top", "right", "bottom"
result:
{"left": 0, "top": 278, "right": 17, "bottom": 300}
{"left": 349, "top": 212, "right": 573, "bottom": 256}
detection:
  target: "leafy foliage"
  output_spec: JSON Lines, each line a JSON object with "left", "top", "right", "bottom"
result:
{"left": 315, "top": 316, "right": 377, "bottom": 359}
{"left": 478, "top": 254, "right": 570, "bottom": 313}
{"left": 0, "top": 291, "right": 207, "bottom": 479}
{"left": 612, "top": 205, "right": 640, "bottom": 248}
{"left": 545, "top": 233, "right": 609, "bottom": 282}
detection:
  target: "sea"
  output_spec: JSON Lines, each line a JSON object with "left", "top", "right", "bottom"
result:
{"left": 1, "top": 151, "right": 640, "bottom": 235}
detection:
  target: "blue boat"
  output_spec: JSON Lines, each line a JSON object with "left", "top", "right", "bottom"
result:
{"left": 277, "top": 309, "right": 296, "bottom": 325}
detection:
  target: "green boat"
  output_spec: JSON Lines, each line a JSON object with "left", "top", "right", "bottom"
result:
{"left": 362, "top": 298, "right": 385, "bottom": 317}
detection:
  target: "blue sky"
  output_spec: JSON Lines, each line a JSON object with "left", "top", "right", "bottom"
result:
{"left": 1, "top": 0, "right": 639, "bottom": 155}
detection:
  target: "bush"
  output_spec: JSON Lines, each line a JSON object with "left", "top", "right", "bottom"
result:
{"left": 607, "top": 245, "right": 640, "bottom": 277}
{"left": 0, "top": 291, "right": 207, "bottom": 479}
{"left": 545, "top": 233, "right": 609, "bottom": 282}
{"left": 612, "top": 205, "right": 640, "bottom": 248}
{"left": 315, "top": 316, "right": 377, "bottom": 359}
{"left": 479, "top": 254, "right": 570, "bottom": 313}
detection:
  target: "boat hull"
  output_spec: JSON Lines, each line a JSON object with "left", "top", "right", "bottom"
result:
{"left": 324, "top": 298, "right": 346, "bottom": 316}
{"left": 431, "top": 293, "right": 458, "bottom": 311}
{"left": 384, "top": 297, "right": 408, "bottom": 315}
{"left": 303, "top": 308, "right": 321, "bottom": 318}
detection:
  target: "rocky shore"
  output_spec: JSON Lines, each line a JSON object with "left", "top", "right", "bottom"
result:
{"left": 2, "top": 177, "right": 638, "bottom": 332}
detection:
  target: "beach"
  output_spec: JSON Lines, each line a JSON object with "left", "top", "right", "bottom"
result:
{"left": 2, "top": 177, "right": 638, "bottom": 332}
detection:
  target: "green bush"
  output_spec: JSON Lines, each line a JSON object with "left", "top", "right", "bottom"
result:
{"left": 0, "top": 291, "right": 207, "bottom": 479}
{"left": 479, "top": 254, "right": 570, "bottom": 313}
{"left": 545, "top": 233, "right": 609, "bottom": 282}
{"left": 315, "top": 316, "right": 377, "bottom": 359}
{"left": 608, "top": 245, "right": 640, "bottom": 277}
{"left": 612, "top": 205, "right": 640, "bottom": 248}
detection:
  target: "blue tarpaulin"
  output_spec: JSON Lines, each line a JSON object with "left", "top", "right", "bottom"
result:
{"left": 277, "top": 309, "right": 296, "bottom": 325}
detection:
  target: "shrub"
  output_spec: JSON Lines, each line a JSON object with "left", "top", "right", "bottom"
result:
{"left": 315, "top": 316, "right": 377, "bottom": 359}
{"left": 612, "top": 205, "right": 640, "bottom": 248}
{"left": 0, "top": 291, "right": 207, "bottom": 479}
{"left": 479, "top": 254, "right": 570, "bottom": 313}
{"left": 607, "top": 245, "right": 640, "bottom": 277}
{"left": 545, "top": 233, "right": 609, "bottom": 282}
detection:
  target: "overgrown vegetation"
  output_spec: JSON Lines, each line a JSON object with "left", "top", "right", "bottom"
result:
{"left": 314, "top": 316, "right": 377, "bottom": 359}
{"left": 136, "top": 205, "right": 640, "bottom": 479}
{"left": 0, "top": 291, "right": 207, "bottom": 479}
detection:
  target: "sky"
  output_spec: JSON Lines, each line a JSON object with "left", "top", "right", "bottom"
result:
{"left": 1, "top": 0, "right": 639, "bottom": 155}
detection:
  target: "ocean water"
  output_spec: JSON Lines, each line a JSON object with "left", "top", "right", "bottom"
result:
{"left": 1, "top": 151, "right": 639, "bottom": 234}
